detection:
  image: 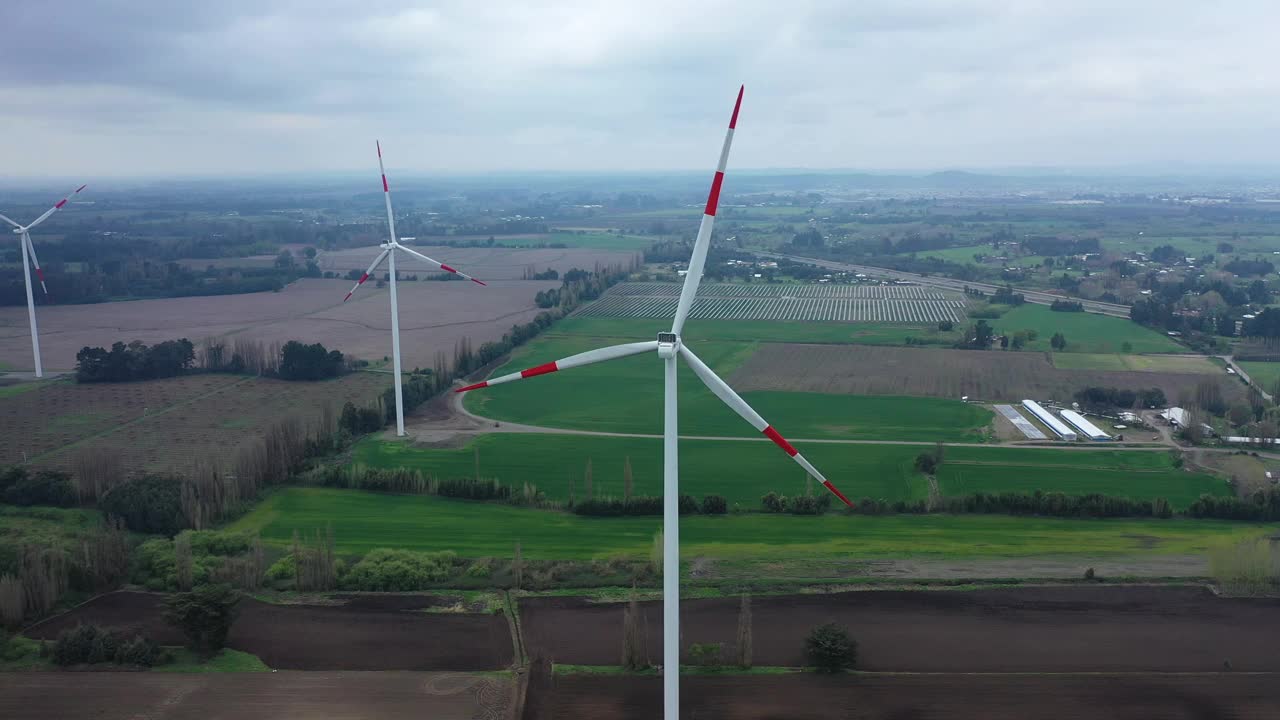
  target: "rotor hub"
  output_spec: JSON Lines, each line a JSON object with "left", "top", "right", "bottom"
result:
{"left": 657, "top": 331, "right": 679, "bottom": 358}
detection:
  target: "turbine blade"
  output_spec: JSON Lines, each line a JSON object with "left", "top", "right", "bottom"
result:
{"left": 678, "top": 343, "right": 852, "bottom": 507}
{"left": 455, "top": 341, "right": 658, "bottom": 393}
{"left": 343, "top": 247, "right": 391, "bottom": 302}
{"left": 24, "top": 184, "right": 87, "bottom": 231}
{"left": 24, "top": 233, "right": 48, "bottom": 295}
{"left": 671, "top": 86, "right": 743, "bottom": 336}
{"left": 0, "top": 213, "right": 20, "bottom": 229}
{"left": 395, "top": 244, "right": 486, "bottom": 285}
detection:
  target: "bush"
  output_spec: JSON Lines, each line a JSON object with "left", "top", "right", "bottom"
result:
{"left": 689, "top": 642, "right": 723, "bottom": 667}
{"left": 163, "top": 584, "right": 241, "bottom": 654}
{"left": 804, "top": 623, "right": 857, "bottom": 673}
{"left": 700, "top": 495, "right": 728, "bottom": 515}
{"left": 788, "top": 495, "right": 831, "bottom": 515}
{"left": 435, "top": 477, "right": 510, "bottom": 501}
{"left": 343, "top": 549, "right": 458, "bottom": 591}
{"left": 51, "top": 624, "right": 157, "bottom": 667}
{"left": 573, "top": 496, "right": 663, "bottom": 516}
{"left": 761, "top": 492, "right": 785, "bottom": 513}
{"left": 1, "top": 468, "right": 77, "bottom": 507}
{"left": 678, "top": 494, "right": 699, "bottom": 515}
{"left": 100, "top": 474, "right": 185, "bottom": 535}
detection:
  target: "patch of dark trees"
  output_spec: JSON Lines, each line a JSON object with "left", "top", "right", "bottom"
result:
{"left": 75, "top": 339, "right": 196, "bottom": 383}
{"left": 1187, "top": 488, "right": 1280, "bottom": 521}
{"left": 1074, "top": 386, "right": 1167, "bottom": 411}
{"left": 1050, "top": 299, "right": 1084, "bottom": 312}
{"left": 0, "top": 467, "right": 77, "bottom": 507}
{"left": 572, "top": 494, "right": 727, "bottom": 516}
{"left": 1022, "top": 236, "right": 1101, "bottom": 256}
{"left": 846, "top": 491, "right": 1175, "bottom": 520}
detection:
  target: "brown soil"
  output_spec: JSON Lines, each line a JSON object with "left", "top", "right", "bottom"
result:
{"left": 0, "top": 671, "right": 512, "bottom": 720}
{"left": 521, "top": 585, "right": 1280, "bottom": 672}
{"left": 536, "top": 672, "right": 1280, "bottom": 720}
{"left": 27, "top": 591, "right": 513, "bottom": 671}
{"left": 730, "top": 343, "right": 1245, "bottom": 406}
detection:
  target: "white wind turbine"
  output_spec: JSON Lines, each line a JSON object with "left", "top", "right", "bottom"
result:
{"left": 1, "top": 184, "right": 88, "bottom": 378}
{"left": 344, "top": 142, "right": 486, "bottom": 437}
{"left": 455, "top": 87, "right": 853, "bottom": 719}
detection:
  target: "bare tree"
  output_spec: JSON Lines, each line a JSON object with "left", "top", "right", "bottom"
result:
{"left": 736, "top": 593, "right": 753, "bottom": 669}
{"left": 175, "top": 532, "right": 194, "bottom": 591}
{"left": 71, "top": 446, "right": 124, "bottom": 504}
{"left": 623, "top": 456, "right": 633, "bottom": 503}
{"left": 0, "top": 575, "right": 23, "bottom": 626}
{"left": 513, "top": 541, "right": 523, "bottom": 591}
{"left": 622, "top": 590, "right": 649, "bottom": 670}
{"left": 584, "top": 459, "right": 594, "bottom": 501}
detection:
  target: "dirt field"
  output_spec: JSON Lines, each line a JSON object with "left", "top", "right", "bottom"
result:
{"left": 0, "top": 278, "right": 558, "bottom": 371}
{"left": 520, "top": 585, "right": 1280, "bottom": 672}
{"left": 0, "top": 672, "right": 514, "bottom": 720}
{"left": 316, "top": 244, "right": 638, "bottom": 281}
{"left": 27, "top": 591, "right": 514, "bottom": 671}
{"left": 0, "top": 372, "right": 388, "bottom": 470}
{"left": 535, "top": 672, "right": 1280, "bottom": 720}
{"left": 730, "top": 343, "right": 1245, "bottom": 405}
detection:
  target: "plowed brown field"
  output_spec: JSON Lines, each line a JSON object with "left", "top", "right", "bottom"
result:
{"left": 730, "top": 343, "right": 1244, "bottom": 405}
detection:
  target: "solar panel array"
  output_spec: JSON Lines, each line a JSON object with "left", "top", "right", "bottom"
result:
{"left": 577, "top": 282, "right": 967, "bottom": 323}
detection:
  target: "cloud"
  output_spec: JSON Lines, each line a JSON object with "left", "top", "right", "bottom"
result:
{"left": 2, "top": 0, "right": 1279, "bottom": 177}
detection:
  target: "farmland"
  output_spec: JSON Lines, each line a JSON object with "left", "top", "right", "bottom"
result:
{"left": 0, "top": 278, "right": 560, "bottom": 371}
{"left": 1239, "top": 360, "right": 1280, "bottom": 392}
{"left": 0, "top": 372, "right": 388, "bottom": 471}
{"left": 232, "top": 487, "right": 1264, "bottom": 559}
{"left": 357, "top": 434, "right": 1227, "bottom": 508}
{"left": 992, "top": 303, "right": 1184, "bottom": 354}
{"left": 551, "top": 315, "right": 959, "bottom": 345}
{"left": 728, "top": 343, "right": 1245, "bottom": 405}
{"left": 463, "top": 334, "right": 991, "bottom": 441}
{"left": 576, "top": 281, "right": 968, "bottom": 323}
{"left": 315, "top": 243, "right": 638, "bottom": 280}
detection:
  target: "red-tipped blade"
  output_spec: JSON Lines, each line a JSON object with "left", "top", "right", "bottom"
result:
{"left": 455, "top": 341, "right": 658, "bottom": 393}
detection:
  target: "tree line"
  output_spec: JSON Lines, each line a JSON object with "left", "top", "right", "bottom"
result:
{"left": 75, "top": 337, "right": 354, "bottom": 383}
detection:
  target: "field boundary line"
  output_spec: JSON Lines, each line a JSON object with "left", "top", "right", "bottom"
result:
{"left": 25, "top": 375, "right": 256, "bottom": 465}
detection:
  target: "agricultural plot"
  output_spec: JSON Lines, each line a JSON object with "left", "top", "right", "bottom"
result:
{"left": 357, "top": 434, "right": 1227, "bottom": 509}
{"left": 1238, "top": 361, "right": 1280, "bottom": 392}
{"left": 0, "top": 278, "right": 554, "bottom": 371}
{"left": 551, "top": 316, "right": 958, "bottom": 346}
{"left": 993, "top": 304, "right": 1184, "bottom": 354}
{"left": 575, "top": 282, "right": 967, "bottom": 323}
{"left": 316, "top": 243, "right": 638, "bottom": 280}
{"left": 1052, "top": 353, "right": 1222, "bottom": 373}
{"left": 463, "top": 334, "right": 992, "bottom": 441}
{"left": 0, "top": 372, "right": 388, "bottom": 471}
{"left": 729, "top": 343, "right": 1246, "bottom": 406}
{"left": 232, "top": 488, "right": 1262, "bottom": 560}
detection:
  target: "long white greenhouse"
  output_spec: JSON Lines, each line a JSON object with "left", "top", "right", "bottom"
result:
{"left": 1021, "top": 399, "right": 1077, "bottom": 441}
{"left": 1059, "top": 409, "right": 1111, "bottom": 441}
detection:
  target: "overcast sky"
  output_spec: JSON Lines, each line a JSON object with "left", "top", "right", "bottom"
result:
{"left": 3, "top": 0, "right": 1279, "bottom": 178}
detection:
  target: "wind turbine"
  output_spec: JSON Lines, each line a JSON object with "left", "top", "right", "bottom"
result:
{"left": 344, "top": 142, "right": 486, "bottom": 437}
{"left": 455, "top": 87, "right": 852, "bottom": 719}
{"left": 1, "top": 184, "right": 88, "bottom": 378}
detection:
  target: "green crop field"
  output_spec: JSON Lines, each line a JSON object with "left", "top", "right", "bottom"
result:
{"left": 354, "top": 434, "right": 1228, "bottom": 509}
{"left": 1050, "top": 353, "right": 1221, "bottom": 373}
{"left": 551, "top": 316, "right": 959, "bottom": 346}
{"left": 231, "top": 488, "right": 1273, "bottom": 560}
{"left": 463, "top": 331, "right": 990, "bottom": 442}
{"left": 1238, "top": 361, "right": 1280, "bottom": 392}
{"left": 992, "top": 304, "right": 1184, "bottom": 354}
{"left": 543, "top": 231, "right": 651, "bottom": 250}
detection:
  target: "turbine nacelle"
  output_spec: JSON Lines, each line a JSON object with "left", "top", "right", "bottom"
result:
{"left": 656, "top": 332, "right": 679, "bottom": 359}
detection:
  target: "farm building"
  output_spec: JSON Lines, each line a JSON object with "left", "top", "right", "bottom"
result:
{"left": 995, "top": 404, "right": 1047, "bottom": 440}
{"left": 1021, "top": 400, "right": 1077, "bottom": 442}
{"left": 1161, "top": 407, "right": 1189, "bottom": 427}
{"left": 1059, "top": 409, "right": 1112, "bottom": 441}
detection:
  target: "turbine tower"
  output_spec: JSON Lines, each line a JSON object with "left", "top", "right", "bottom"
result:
{"left": 344, "top": 142, "right": 486, "bottom": 436}
{"left": 456, "top": 87, "right": 852, "bottom": 719}
{"left": 1, "top": 184, "right": 88, "bottom": 378}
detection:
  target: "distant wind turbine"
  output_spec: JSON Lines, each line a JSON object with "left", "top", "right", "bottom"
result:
{"left": 456, "top": 87, "right": 852, "bottom": 719}
{"left": 343, "top": 142, "right": 485, "bottom": 437}
{"left": 1, "top": 184, "right": 88, "bottom": 378}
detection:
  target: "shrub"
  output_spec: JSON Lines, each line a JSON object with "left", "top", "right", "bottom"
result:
{"left": 689, "top": 642, "right": 723, "bottom": 667}
{"left": 343, "top": 549, "right": 458, "bottom": 591}
{"left": 435, "top": 477, "right": 510, "bottom": 501}
{"left": 788, "top": 495, "right": 831, "bottom": 515}
{"left": 163, "top": 584, "right": 241, "bottom": 654}
{"left": 266, "top": 555, "right": 296, "bottom": 582}
{"left": 804, "top": 623, "right": 857, "bottom": 673}
{"left": 761, "top": 492, "right": 785, "bottom": 513}
{"left": 52, "top": 624, "right": 156, "bottom": 667}
{"left": 1, "top": 468, "right": 77, "bottom": 507}
{"left": 465, "top": 558, "right": 494, "bottom": 579}
{"left": 100, "top": 474, "right": 185, "bottom": 535}
{"left": 678, "top": 494, "right": 699, "bottom": 515}
{"left": 700, "top": 495, "right": 728, "bottom": 515}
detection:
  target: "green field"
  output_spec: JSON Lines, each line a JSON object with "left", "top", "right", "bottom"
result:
{"left": 231, "top": 488, "right": 1272, "bottom": 560}
{"left": 354, "top": 434, "right": 1228, "bottom": 509}
{"left": 464, "top": 331, "right": 990, "bottom": 442}
{"left": 993, "top": 304, "right": 1184, "bottom": 354}
{"left": 1238, "top": 361, "right": 1280, "bottom": 392}
{"left": 543, "top": 231, "right": 651, "bottom": 250}
{"left": 551, "top": 316, "right": 959, "bottom": 346}
{"left": 1051, "top": 353, "right": 1221, "bottom": 373}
